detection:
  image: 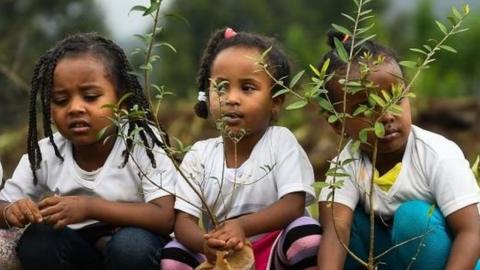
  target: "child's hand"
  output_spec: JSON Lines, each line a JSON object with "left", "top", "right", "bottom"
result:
{"left": 3, "top": 198, "right": 43, "bottom": 228}
{"left": 202, "top": 238, "right": 221, "bottom": 263}
{"left": 205, "top": 219, "right": 246, "bottom": 251}
{"left": 39, "top": 195, "right": 89, "bottom": 229}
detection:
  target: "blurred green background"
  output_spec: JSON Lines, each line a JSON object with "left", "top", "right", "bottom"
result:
{"left": 1, "top": 0, "right": 479, "bottom": 180}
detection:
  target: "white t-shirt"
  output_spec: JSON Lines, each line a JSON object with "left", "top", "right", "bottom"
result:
{"left": 0, "top": 161, "right": 3, "bottom": 182}
{"left": 0, "top": 127, "right": 176, "bottom": 229}
{"left": 175, "top": 126, "right": 315, "bottom": 230}
{"left": 318, "top": 125, "right": 480, "bottom": 219}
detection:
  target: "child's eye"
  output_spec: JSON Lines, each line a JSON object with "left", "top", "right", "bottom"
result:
{"left": 84, "top": 94, "right": 100, "bottom": 102}
{"left": 214, "top": 80, "right": 229, "bottom": 93}
{"left": 52, "top": 97, "right": 68, "bottom": 106}
{"left": 241, "top": 84, "right": 256, "bottom": 92}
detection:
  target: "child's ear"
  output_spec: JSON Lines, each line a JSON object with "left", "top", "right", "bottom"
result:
{"left": 271, "top": 94, "right": 285, "bottom": 117}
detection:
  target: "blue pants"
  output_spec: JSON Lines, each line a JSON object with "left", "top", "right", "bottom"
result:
{"left": 345, "top": 200, "right": 480, "bottom": 270}
{"left": 17, "top": 223, "right": 168, "bottom": 270}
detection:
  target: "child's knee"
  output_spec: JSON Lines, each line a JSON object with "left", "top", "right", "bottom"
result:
{"left": 281, "top": 217, "right": 322, "bottom": 263}
{"left": 394, "top": 200, "right": 444, "bottom": 233}
{"left": 105, "top": 227, "right": 164, "bottom": 268}
{"left": 160, "top": 240, "right": 203, "bottom": 270}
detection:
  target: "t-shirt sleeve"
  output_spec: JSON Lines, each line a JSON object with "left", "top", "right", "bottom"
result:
{"left": 430, "top": 152, "right": 480, "bottom": 217}
{"left": 273, "top": 128, "right": 316, "bottom": 205}
{"left": 134, "top": 141, "right": 177, "bottom": 203}
{"left": 317, "top": 146, "right": 360, "bottom": 211}
{"left": 173, "top": 143, "right": 204, "bottom": 218}
{"left": 0, "top": 155, "right": 38, "bottom": 202}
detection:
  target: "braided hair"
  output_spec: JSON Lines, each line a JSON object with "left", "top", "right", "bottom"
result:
{"left": 318, "top": 30, "right": 401, "bottom": 101}
{"left": 194, "top": 27, "right": 291, "bottom": 119}
{"left": 28, "top": 32, "right": 168, "bottom": 184}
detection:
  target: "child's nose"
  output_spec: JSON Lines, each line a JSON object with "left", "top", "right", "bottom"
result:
{"left": 379, "top": 111, "right": 395, "bottom": 124}
{"left": 67, "top": 97, "right": 86, "bottom": 115}
{"left": 224, "top": 89, "right": 241, "bottom": 106}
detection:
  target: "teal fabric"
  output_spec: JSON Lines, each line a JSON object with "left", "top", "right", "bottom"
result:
{"left": 345, "top": 200, "right": 480, "bottom": 270}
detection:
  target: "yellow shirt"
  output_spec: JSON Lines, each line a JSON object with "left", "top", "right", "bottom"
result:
{"left": 373, "top": 163, "right": 402, "bottom": 192}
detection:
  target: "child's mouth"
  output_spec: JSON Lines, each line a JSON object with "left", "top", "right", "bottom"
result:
{"left": 68, "top": 121, "right": 90, "bottom": 133}
{"left": 222, "top": 112, "right": 242, "bottom": 125}
{"left": 379, "top": 129, "right": 400, "bottom": 142}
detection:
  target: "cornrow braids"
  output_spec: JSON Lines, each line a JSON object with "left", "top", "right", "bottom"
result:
{"left": 194, "top": 27, "right": 291, "bottom": 119}
{"left": 27, "top": 32, "right": 168, "bottom": 185}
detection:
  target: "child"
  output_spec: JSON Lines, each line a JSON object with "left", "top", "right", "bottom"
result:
{"left": 317, "top": 31, "right": 480, "bottom": 270}
{"left": 0, "top": 33, "right": 176, "bottom": 270}
{"left": 161, "top": 28, "right": 322, "bottom": 270}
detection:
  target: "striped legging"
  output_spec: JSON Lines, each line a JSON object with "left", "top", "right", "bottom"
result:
{"left": 161, "top": 216, "right": 321, "bottom": 270}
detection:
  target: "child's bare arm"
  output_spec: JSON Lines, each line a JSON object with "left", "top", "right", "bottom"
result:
{"left": 39, "top": 195, "right": 174, "bottom": 235}
{"left": 445, "top": 203, "right": 480, "bottom": 270}
{"left": 317, "top": 202, "right": 353, "bottom": 270}
{"left": 235, "top": 192, "right": 305, "bottom": 237}
{"left": 1, "top": 199, "right": 43, "bottom": 228}
{"left": 174, "top": 211, "right": 205, "bottom": 252}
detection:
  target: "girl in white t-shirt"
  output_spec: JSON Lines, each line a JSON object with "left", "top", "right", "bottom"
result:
{"left": 161, "top": 28, "right": 321, "bottom": 270}
{"left": 317, "top": 31, "right": 480, "bottom": 270}
{"left": 0, "top": 33, "right": 176, "bottom": 270}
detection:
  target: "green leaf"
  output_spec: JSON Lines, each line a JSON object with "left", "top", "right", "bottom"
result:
{"left": 381, "top": 90, "right": 391, "bottom": 101}
{"left": 309, "top": 64, "right": 321, "bottom": 78}
{"left": 369, "top": 93, "right": 386, "bottom": 107}
{"left": 133, "top": 34, "right": 149, "bottom": 44}
{"left": 341, "top": 158, "right": 357, "bottom": 166}
{"left": 453, "top": 28, "right": 469, "bottom": 34}
{"left": 399, "top": 61, "right": 417, "bottom": 69}
{"left": 359, "top": 128, "right": 369, "bottom": 143}
{"left": 320, "top": 58, "right": 330, "bottom": 76}
{"left": 354, "top": 34, "right": 376, "bottom": 49}
{"left": 351, "top": 140, "right": 361, "bottom": 153}
{"left": 463, "top": 4, "right": 470, "bottom": 15}
{"left": 452, "top": 6, "right": 462, "bottom": 20}
{"left": 439, "top": 45, "right": 457, "bottom": 53}
{"left": 410, "top": 48, "right": 427, "bottom": 55}
{"left": 327, "top": 114, "right": 338, "bottom": 124}
{"left": 332, "top": 24, "right": 352, "bottom": 37}
{"left": 143, "top": 2, "right": 161, "bottom": 16}
{"left": 312, "top": 181, "right": 331, "bottom": 190}
{"left": 325, "top": 172, "right": 350, "bottom": 178}
{"left": 435, "top": 20, "right": 448, "bottom": 35}
{"left": 423, "top": 45, "right": 432, "bottom": 52}
{"left": 341, "top": 13, "right": 355, "bottom": 22}
{"left": 286, "top": 100, "right": 308, "bottom": 110}
{"left": 387, "top": 104, "right": 403, "bottom": 115}
{"left": 165, "top": 12, "right": 190, "bottom": 26}
{"left": 155, "top": 42, "right": 177, "bottom": 53}
{"left": 139, "top": 63, "right": 153, "bottom": 71}
{"left": 353, "top": 105, "right": 368, "bottom": 116}
{"left": 289, "top": 70, "right": 305, "bottom": 88}
{"left": 318, "top": 97, "right": 334, "bottom": 112}
{"left": 129, "top": 5, "right": 148, "bottom": 15}
{"left": 374, "top": 122, "right": 385, "bottom": 138}
{"left": 96, "top": 125, "right": 111, "bottom": 141}
{"left": 447, "top": 16, "right": 458, "bottom": 26}
{"left": 272, "top": 88, "right": 290, "bottom": 98}
{"left": 356, "top": 23, "right": 375, "bottom": 35}
{"left": 359, "top": 9, "right": 372, "bottom": 16}
{"left": 333, "top": 38, "right": 349, "bottom": 63}
{"left": 405, "top": 92, "right": 417, "bottom": 98}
